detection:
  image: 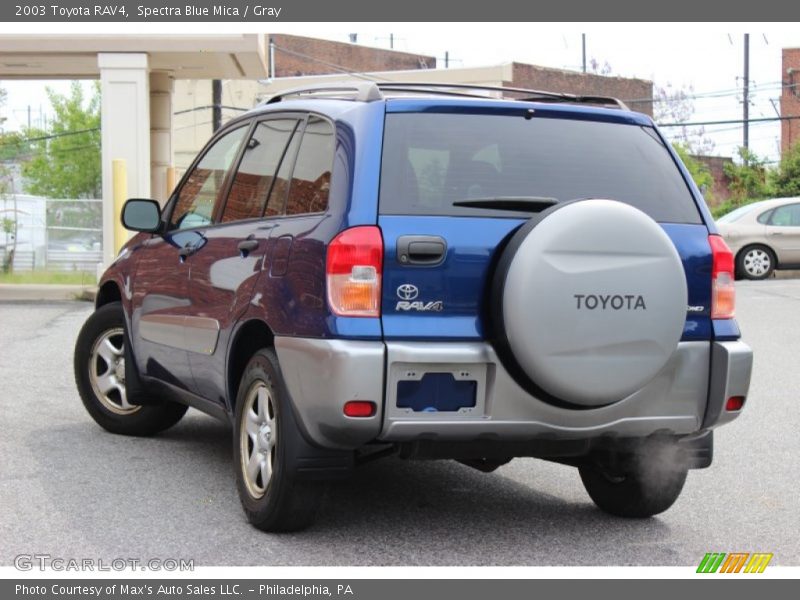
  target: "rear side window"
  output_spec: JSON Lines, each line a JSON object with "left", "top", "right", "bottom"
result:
{"left": 285, "top": 116, "right": 334, "bottom": 216}
{"left": 756, "top": 209, "right": 773, "bottom": 224}
{"left": 221, "top": 119, "right": 299, "bottom": 223}
{"left": 380, "top": 113, "right": 702, "bottom": 224}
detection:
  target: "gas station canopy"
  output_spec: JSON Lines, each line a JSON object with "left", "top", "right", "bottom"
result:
{"left": 0, "top": 34, "right": 267, "bottom": 79}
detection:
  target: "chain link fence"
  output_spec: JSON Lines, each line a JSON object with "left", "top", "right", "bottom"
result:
{"left": 1, "top": 194, "right": 102, "bottom": 273}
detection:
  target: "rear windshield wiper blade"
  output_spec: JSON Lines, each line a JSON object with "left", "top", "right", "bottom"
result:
{"left": 452, "top": 197, "right": 558, "bottom": 212}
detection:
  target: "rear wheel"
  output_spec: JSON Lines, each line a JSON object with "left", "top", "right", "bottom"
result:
{"left": 737, "top": 245, "right": 775, "bottom": 280}
{"left": 233, "top": 349, "right": 324, "bottom": 532}
{"left": 74, "top": 302, "right": 188, "bottom": 436}
{"left": 579, "top": 441, "right": 688, "bottom": 518}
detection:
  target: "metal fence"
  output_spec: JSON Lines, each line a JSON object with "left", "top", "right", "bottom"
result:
{"left": 1, "top": 195, "right": 102, "bottom": 273}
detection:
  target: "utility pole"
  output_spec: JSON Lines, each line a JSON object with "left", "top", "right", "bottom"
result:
{"left": 582, "top": 34, "right": 587, "bottom": 73}
{"left": 445, "top": 51, "right": 449, "bottom": 69}
{"left": 389, "top": 33, "right": 394, "bottom": 49}
{"left": 743, "top": 33, "right": 750, "bottom": 158}
{"left": 212, "top": 80, "right": 222, "bottom": 133}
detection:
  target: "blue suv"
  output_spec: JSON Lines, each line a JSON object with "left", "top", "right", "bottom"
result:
{"left": 74, "top": 82, "right": 753, "bottom": 531}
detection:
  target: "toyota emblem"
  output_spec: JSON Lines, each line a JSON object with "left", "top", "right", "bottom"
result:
{"left": 396, "top": 284, "right": 419, "bottom": 300}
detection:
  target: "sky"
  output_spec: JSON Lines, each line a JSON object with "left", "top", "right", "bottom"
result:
{"left": 1, "top": 23, "right": 798, "bottom": 162}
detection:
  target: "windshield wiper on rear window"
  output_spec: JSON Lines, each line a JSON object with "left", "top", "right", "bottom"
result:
{"left": 452, "top": 197, "right": 558, "bottom": 212}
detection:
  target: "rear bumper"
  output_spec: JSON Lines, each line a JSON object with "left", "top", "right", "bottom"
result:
{"left": 275, "top": 337, "right": 753, "bottom": 451}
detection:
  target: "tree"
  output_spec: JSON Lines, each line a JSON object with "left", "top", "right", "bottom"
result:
{"left": 0, "top": 84, "right": 16, "bottom": 272}
{"left": 654, "top": 83, "right": 715, "bottom": 155}
{"left": 22, "top": 81, "right": 101, "bottom": 199}
{"left": 724, "top": 147, "right": 771, "bottom": 204}
{"left": 0, "top": 84, "right": 7, "bottom": 130}
{"left": 770, "top": 142, "right": 800, "bottom": 198}
{"left": 672, "top": 142, "right": 715, "bottom": 203}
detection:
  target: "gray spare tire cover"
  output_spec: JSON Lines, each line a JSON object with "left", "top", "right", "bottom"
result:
{"left": 492, "top": 199, "right": 687, "bottom": 407}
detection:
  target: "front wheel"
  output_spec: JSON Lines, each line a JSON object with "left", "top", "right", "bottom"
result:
{"left": 74, "top": 301, "right": 188, "bottom": 436}
{"left": 233, "top": 349, "right": 324, "bottom": 532}
{"left": 579, "top": 444, "right": 688, "bottom": 518}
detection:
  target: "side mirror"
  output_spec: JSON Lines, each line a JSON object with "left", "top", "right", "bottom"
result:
{"left": 122, "top": 199, "right": 161, "bottom": 233}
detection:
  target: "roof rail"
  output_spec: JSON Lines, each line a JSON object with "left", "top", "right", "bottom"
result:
{"left": 262, "top": 82, "right": 383, "bottom": 104}
{"left": 374, "top": 82, "right": 629, "bottom": 110}
{"left": 261, "top": 80, "right": 629, "bottom": 110}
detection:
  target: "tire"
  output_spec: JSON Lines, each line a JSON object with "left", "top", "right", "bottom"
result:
{"left": 579, "top": 442, "right": 689, "bottom": 518}
{"left": 74, "top": 301, "right": 188, "bottom": 436}
{"left": 233, "top": 349, "right": 324, "bottom": 532}
{"left": 736, "top": 245, "right": 775, "bottom": 280}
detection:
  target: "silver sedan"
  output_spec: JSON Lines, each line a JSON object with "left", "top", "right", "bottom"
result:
{"left": 716, "top": 197, "right": 800, "bottom": 280}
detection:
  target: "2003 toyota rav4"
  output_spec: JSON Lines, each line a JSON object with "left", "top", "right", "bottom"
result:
{"left": 74, "top": 82, "right": 753, "bottom": 532}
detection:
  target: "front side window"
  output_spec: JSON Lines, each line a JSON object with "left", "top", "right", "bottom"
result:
{"left": 285, "top": 116, "right": 335, "bottom": 216}
{"left": 221, "top": 119, "right": 299, "bottom": 223}
{"left": 769, "top": 204, "right": 800, "bottom": 227}
{"left": 171, "top": 126, "right": 248, "bottom": 230}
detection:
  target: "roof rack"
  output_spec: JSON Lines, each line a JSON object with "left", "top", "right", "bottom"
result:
{"left": 261, "top": 81, "right": 629, "bottom": 110}
{"left": 376, "top": 82, "right": 629, "bottom": 110}
{"left": 263, "top": 82, "right": 383, "bottom": 104}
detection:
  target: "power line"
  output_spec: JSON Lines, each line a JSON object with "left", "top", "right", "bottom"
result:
{"left": 658, "top": 115, "right": 800, "bottom": 128}
{"left": 622, "top": 80, "right": 795, "bottom": 105}
{"left": 270, "top": 44, "right": 393, "bottom": 82}
{"left": 173, "top": 105, "right": 249, "bottom": 116}
{"left": 0, "top": 127, "right": 99, "bottom": 149}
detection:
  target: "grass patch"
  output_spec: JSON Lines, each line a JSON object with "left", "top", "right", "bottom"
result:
{"left": 0, "top": 270, "right": 97, "bottom": 285}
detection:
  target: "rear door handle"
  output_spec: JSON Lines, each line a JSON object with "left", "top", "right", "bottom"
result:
{"left": 238, "top": 239, "right": 259, "bottom": 256}
{"left": 397, "top": 235, "right": 447, "bottom": 266}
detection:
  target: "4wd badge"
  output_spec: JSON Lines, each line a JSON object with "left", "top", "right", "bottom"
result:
{"left": 396, "top": 284, "right": 444, "bottom": 312}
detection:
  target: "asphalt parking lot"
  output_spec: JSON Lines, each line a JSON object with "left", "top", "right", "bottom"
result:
{"left": 1, "top": 280, "right": 799, "bottom": 567}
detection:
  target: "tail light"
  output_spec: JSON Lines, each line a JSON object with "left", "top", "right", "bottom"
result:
{"left": 709, "top": 234, "right": 735, "bottom": 319}
{"left": 326, "top": 226, "right": 383, "bottom": 317}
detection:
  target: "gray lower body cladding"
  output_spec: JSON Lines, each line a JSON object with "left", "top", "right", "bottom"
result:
{"left": 274, "top": 337, "right": 752, "bottom": 452}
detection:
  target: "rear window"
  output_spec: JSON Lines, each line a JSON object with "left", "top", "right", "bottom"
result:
{"left": 379, "top": 112, "right": 702, "bottom": 224}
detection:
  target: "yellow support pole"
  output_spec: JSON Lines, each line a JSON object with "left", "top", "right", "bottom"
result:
{"left": 166, "top": 165, "right": 176, "bottom": 201}
{"left": 112, "top": 159, "right": 128, "bottom": 255}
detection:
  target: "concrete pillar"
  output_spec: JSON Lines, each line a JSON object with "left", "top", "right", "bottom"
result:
{"left": 150, "top": 71, "right": 174, "bottom": 205}
{"left": 98, "top": 53, "right": 150, "bottom": 268}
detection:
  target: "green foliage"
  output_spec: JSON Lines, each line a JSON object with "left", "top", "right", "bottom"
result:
{"left": 770, "top": 142, "right": 800, "bottom": 198}
{"left": 672, "top": 143, "right": 715, "bottom": 203}
{"left": 0, "top": 84, "right": 7, "bottom": 129}
{"left": 723, "top": 147, "right": 771, "bottom": 204}
{"left": 22, "top": 82, "right": 101, "bottom": 199}
{"left": 0, "top": 131, "right": 36, "bottom": 161}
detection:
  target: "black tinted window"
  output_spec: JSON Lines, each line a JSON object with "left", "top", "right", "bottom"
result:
{"left": 221, "top": 119, "right": 299, "bottom": 223}
{"left": 285, "top": 116, "right": 334, "bottom": 216}
{"left": 171, "top": 125, "right": 247, "bottom": 230}
{"left": 380, "top": 113, "right": 701, "bottom": 224}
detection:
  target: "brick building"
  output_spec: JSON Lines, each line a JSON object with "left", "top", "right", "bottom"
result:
{"left": 268, "top": 34, "right": 435, "bottom": 76}
{"left": 781, "top": 47, "right": 800, "bottom": 157}
{"left": 173, "top": 35, "right": 654, "bottom": 170}
{"left": 693, "top": 155, "right": 734, "bottom": 207}
{"left": 507, "top": 62, "right": 652, "bottom": 115}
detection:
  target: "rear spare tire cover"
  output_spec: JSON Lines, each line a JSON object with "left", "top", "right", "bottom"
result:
{"left": 495, "top": 199, "right": 687, "bottom": 407}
